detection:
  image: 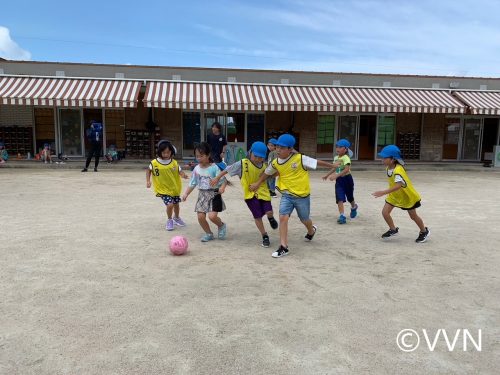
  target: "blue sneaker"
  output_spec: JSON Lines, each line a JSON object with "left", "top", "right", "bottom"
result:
{"left": 337, "top": 215, "right": 347, "bottom": 224}
{"left": 201, "top": 233, "right": 214, "bottom": 242}
{"left": 350, "top": 204, "right": 358, "bottom": 219}
{"left": 218, "top": 223, "right": 227, "bottom": 240}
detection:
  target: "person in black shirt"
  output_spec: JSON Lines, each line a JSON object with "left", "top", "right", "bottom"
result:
{"left": 206, "top": 122, "right": 227, "bottom": 163}
{"left": 82, "top": 120, "right": 103, "bottom": 172}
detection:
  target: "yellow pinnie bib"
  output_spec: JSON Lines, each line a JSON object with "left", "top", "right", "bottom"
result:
{"left": 386, "top": 164, "right": 421, "bottom": 209}
{"left": 272, "top": 153, "right": 310, "bottom": 197}
{"left": 240, "top": 159, "right": 270, "bottom": 200}
{"left": 150, "top": 159, "right": 182, "bottom": 196}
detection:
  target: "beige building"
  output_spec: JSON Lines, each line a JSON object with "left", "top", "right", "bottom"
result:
{"left": 1, "top": 59, "right": 499, "bottom": 162}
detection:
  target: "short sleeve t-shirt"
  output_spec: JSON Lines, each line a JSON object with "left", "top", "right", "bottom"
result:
{"left": 189, "top": 164, "right": 225, "bottom": 190}
{"left": 334, "top": 154, "right": 351, "bottom": 174}
{"left": 207, "top": 133, "right": 227, "bottom": 163}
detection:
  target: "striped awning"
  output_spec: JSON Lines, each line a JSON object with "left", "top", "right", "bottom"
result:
{"left": 144, "top": 81, "right": 466, "bottom": 114}
{"left": 453, "top": 91, "right": 500, "bottom": 115}
{"left": 0, "top": 76, "right": 142, "bottom": 108}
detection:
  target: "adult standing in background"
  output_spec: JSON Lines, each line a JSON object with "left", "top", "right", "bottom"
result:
{"left": 82, "top": 120, "right": 103, "bottom": 172}
{"left": 206, "top": 122, "right": 227, "bottom": 163}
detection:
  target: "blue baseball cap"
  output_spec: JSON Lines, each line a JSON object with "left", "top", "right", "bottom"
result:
{"left": 378, "top": 145, "right": 405, "bottom": 165}
{"left": 336, "top": 139, "right": 351, "bottom": 148}
{"left": 276, "top": 134, "right": 296, "bottom": 148}
{"left": 268, "top": 138, "right": 278, "bottom": 145}
{"left": 250, "top": 141, "right": 268, "bottom": 158}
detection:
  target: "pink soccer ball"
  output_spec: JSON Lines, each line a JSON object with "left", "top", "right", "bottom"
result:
{"left": 169, "top": 235, "right": 189, "bottom": 255}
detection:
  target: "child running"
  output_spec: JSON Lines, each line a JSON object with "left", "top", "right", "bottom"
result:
{"left": 266, "top": 138, "right": 278, "bottom": 198}
{"left": 372, "top": 145, "right": 430, "bottom": 243}
{"left": 146, "top": 140, "right": 188, "bottom": 231}
{"left": 182, "top": 142, "right": 228, "bottom": 242}
{"left": 210, "top": 141, "right": 279, "bottom": 248}
{"left": 250, "top": 134, "right": 339, "bottom": 258}
{"left": 322, "top": 139, "right": 358, "bottom": 224}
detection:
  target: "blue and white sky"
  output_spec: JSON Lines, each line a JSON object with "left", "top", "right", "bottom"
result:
{"left": 2, "top": 0, "right": 500, "bottom": 77}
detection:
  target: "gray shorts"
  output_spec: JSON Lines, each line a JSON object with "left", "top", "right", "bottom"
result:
{"left": 195, "top": 189, "right": 226, "bottom": 213}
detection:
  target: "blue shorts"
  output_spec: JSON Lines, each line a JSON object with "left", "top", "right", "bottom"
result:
{"left": 158, "top": 194, "right": 181, "bottom": 205}
{"left": 279, "top": 193, "right": 311, "bottom": 221}
{"left": 335, "top": 175, "right": 355, "bottom": 203}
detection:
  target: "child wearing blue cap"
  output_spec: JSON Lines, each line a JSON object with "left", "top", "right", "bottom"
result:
{"left": 249, "top": 134, "right": 339, "bottom": 258}
{"left": 322, "top": 139, "right": 358, "bottom": 224}
{"left": 266, "top": 139, "right": 278, "bottom": 197}
{"left": 372, "top": 145, "right": 430, "bottom": 243}
{"left": 211, "top": 141, "right": 279, "bottom": 248}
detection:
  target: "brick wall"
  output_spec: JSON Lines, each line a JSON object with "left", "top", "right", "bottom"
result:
{"left": 154, "top": 108, "right": 182, "bottom": 151}
{"left": 0, "top": 105, "right": 34, "bottom": 126}
{"left": 294, "top": 111, "right": 317, "bottom": 156}
{"left": 420, "top": 114, "right": 445, "bottom": 161}
{"left": 395, "top": 113, "right": 421, "bottom": 133}
{"left": 265, "top": 111, "right": 293, "bottom": 132}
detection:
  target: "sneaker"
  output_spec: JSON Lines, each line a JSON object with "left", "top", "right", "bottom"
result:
{"left": 381, "top": 227, "right": 399, "bottom": 238}
{"left": 173, "top": 217, "right": 186, "bottom": 227}
{"left": 218, "top": 223, "right": 227, "bottom": 240}
{"left": 262, "top": 234, "right": 270, "bottom": 248}
{"left": 337, "top": 215, "right": 347, "bottom": 224}
{"left": 272, "top": 245, "right": 289, "bottom": 258}
{"left": 350, "top": 204, "right": 358, "bottom": 219}
{"left": 94, "top": 168, "right": 98, "bottom": 172}
{"left": 305, "top": 225, "right": 317, "bottom": 241}
{"left": 166, "top": 219, "right": 174, "bottom": 231}
{"left": 81, "top": 168, "right": 88, "bottom": 172}
{"left": 270, "top": 191, "right": 277, "bottom": 198}
{"left": 415, "top": 227, "right": 430, "bottom": 243}
{"left": 268, "top": 216, "right": 278, "bottom": 230}
{"left": 201, "top": 233, "right": 214, "bottom": 242}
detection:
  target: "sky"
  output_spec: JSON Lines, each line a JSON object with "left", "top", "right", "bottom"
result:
{"left": 1, "top": 0, "right": 500, "bottom": 77}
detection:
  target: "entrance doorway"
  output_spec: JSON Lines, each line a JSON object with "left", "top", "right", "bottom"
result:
{"left": 481, "top": 118, "right": 499, "bottom": 161}
{"left": 358, "top": 115, "right": 376, "bottom": 159}
{"left": 338, "top": 115, "right": 358, "bottom": 158}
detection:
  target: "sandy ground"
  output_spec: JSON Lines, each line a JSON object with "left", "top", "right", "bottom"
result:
{"left": 0, "top": 167, "right": 499, "bottom": 375}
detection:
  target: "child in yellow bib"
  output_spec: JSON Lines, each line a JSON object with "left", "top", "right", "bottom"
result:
{"left": 372, "top": 145, "right": 430, "bottom": 243}
{"left": 211, "top": 141, "right": 278, "bottom": 248}
{"left": 250, "top": 134, "right": 339, "bottom": 258}
{"left": 146, "top": 140, "right": 188, "bottom": 231}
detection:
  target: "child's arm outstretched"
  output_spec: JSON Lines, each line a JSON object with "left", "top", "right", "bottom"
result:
{"left": 322, "top": 160, "right": 342, "bottom": 180}
{"left": 210, "top": 169, "right": 228, "bottom": 188}
{"left": 372, "top": 183, "right": 402, "bottom": 198}
{"left": 249, "top": 172, "right": 270, "bottom": 192}
{"left": 182, "top": 186, "right": 195, "bottom": 201}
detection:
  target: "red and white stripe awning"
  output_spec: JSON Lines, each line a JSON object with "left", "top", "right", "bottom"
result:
{"left": 144, "top": 81, "right": 466, "bottom": 114}
{"left": 453, "top": 91, "right": 500, "bottom": 115}
{"left": 0, "top": 76, "right": 142, "bottom": 108}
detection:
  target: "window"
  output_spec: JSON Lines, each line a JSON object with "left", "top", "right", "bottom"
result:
{"left": 377, "top": 115, "right": 395, "bottom": 152}
{"left": 183, "top": 112, "right": 201, "bottom": 157}
{"left": 226, "top": 113, "right": 245, "bottom": 142}
{"left": 316, "top": 115, "right": 335, "bottom": 157}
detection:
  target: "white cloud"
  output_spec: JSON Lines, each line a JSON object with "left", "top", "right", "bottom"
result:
{"left": 0, "top": 26, "right": 31, "bottom": 60}
{"left": 232, "top": 0, "right": 500, "bottom": 77}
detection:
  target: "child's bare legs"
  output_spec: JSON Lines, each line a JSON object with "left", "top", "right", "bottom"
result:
{"left": 197, "top": 212, "right": 212, "bottom": 234}
{"left": 382, "top": 203, "right": 397, "bottom": 229}
{"left": 173, "top": 204, "right": 180, "bottom": 218}
{"left": 279, "top": 214, "right": 289, "bottom": 247}
{"left": 166, "top": 204, "right": 174, "bottom": 219}
{"left": 254, "top": 218, "right": 266, "bottom": 235}
{"left": 407, "top": 209, "right": 426, "bottom": 232}
{"left": 208, "top": 212, "right": 223, "bottom": 228}
{"left": 301, "top": 218, "right": 316, "bottom": 236}
{"left": 337, "top": 201, "right": 345, "bottom": 216}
